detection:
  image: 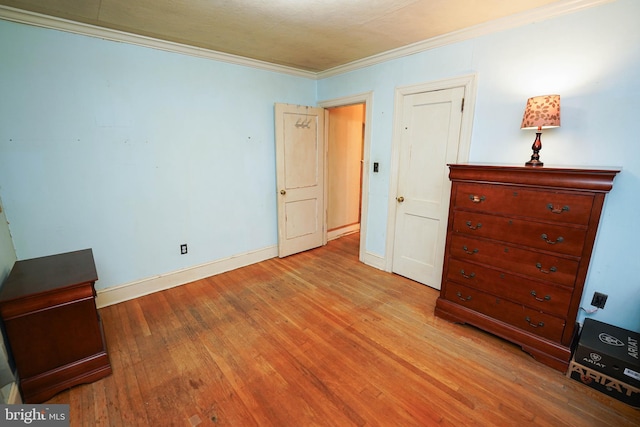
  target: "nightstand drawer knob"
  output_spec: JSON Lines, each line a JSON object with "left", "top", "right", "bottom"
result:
{"left": 547, "top": 203, "right": 570, "bottom": 214}
{"left": 469, "top": 194, "right": 486, "bottom": 203}
{"left": 530, "top": 290, "right": 551, "bottom": 302}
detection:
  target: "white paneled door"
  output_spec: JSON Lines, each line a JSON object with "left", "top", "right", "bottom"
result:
{"left": 274, "top": 103, "right": 326, "bottom": 257}
{"left": 392, "top": 87, "right": 465, "bottom": 289}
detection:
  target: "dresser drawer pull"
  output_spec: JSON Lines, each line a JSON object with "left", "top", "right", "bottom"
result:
{"left": 541, "top": 234, "right": 564, "bottom": 245}
{"left": 460, "top": 269, "right": 475, "bottom": 279}
{"left": 530, "top": 290, "right": 551, "bottom": 302}
{"left": 535, "top": 263, "right": 557, "bottom": 274}
{"left": 465, "top": 221, "right": 482, "bottom": 230}
{"left": 462, "top": 245, "right": 479, "bottom": 255}
{"left": 525, "top": 317, "right": 545, "bottom": 328}
{"left": 456, "top": 291, "right": 472, "bottom": 302}
{"left": 547, "top": 203, "right": 570, "bottom": 214}
{"left": 469, "top": 195, "right": 486, "bottom": 203}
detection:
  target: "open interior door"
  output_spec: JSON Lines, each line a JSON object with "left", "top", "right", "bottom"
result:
{"left": 274, "top": 103, "right": 326, "bottom": 257}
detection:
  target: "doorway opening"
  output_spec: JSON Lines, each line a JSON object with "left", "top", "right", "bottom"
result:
{"left": 319, "top": 92, "right": 372, "bottom": 266}
{"left": 326, "top": 103, "right": 365, "bottom": 242}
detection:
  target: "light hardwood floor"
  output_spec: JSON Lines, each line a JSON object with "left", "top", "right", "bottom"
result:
{"left": 48, "top": 233, "right": 639, "bottom": 426}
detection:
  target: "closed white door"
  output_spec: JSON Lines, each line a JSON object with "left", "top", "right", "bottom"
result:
{"left": 392, "top": 87, "right": 465, "bottom": 288}
{"left": 274, "top": 103, "right": 325, "bottom": 257}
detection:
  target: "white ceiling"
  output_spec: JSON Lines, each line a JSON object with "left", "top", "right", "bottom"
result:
{"left": 0, "top": 0, "right": 597, "bottom": 72}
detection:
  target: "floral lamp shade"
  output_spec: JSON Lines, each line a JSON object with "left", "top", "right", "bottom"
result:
{"left": 521, "top": 95, "right": 560, "bottom": 130}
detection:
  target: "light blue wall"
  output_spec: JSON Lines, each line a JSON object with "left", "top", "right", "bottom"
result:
{"left": 0, "top": 20, "right": 316, "bottom": 291}
{"left": 318, "top": 0, "right": 640, "bottom": 330}
{"left": 1, "top": 0, "right": 638, "bottom": 331}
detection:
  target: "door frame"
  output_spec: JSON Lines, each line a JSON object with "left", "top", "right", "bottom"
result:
{"left": 318, "top": 91, "right": 373, "bottom": 266}
{"left": 384, "top": 74, "right": 477, "bottom": 273}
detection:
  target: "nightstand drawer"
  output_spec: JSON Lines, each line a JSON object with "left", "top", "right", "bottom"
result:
{"left": 446, "top": 258, "right": 573, "bottom": 317}
{"left": 443, "top": 282, "right": 566, "bottom": 342}
{"left": 454, "top": 183, "right": 594, "bottom": 225}
{"left": 449, "top": 234, "right": 579, "bottom": 286}
{"left": 452, "top": 211, "right": 587, "bottom": 256}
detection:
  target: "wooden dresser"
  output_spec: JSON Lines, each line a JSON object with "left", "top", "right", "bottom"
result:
{"left": 0, "top": 249, "right": 111, "bottom": 403}
{"left": 434, "top": 164, "right": 619, "bottom": 371}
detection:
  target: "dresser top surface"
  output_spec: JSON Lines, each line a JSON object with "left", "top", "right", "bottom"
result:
{"left": 449, "top": 163, "right": 621, "bottom": 173}
{"left": 448, "top": 163, "right": 620, "bottom": 192}
{"left": 0, "top": 249, "right": 97, "bottom": 302}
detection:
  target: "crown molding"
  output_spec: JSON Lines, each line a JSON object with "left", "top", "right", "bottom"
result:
{"left": 1, "top": 0, "right": 614, "bottom": 80}
{"left": 0, "top": 5, "right": 316, "bottom": 79}
{"left": 317, "top": 0, "right": 614, "bottom": 79}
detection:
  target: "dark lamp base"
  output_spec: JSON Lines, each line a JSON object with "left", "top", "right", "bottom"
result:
{"left": 525, "top": 131, "right": 544, "bottom": 167}
{"left": 525, "top": 159, "right": 544, "bottom": 167}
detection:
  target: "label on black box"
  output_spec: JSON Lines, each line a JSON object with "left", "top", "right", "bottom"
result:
{"left": 625, "top": 367, "right": 640, "bottom": 382}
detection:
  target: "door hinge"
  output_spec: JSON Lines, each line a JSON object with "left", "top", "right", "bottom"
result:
{"left": 461, "top": 98, "right": 465, "bottom": 112}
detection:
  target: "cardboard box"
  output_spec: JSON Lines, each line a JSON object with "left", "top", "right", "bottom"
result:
{"left": 574, "top": 318, "right": 640, "bottom": 388}
{"left": 567, "top": 361, "right": 640, "bottom": 408}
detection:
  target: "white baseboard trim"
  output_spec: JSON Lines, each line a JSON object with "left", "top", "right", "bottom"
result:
{"left": 95, "top": 245, "right": 278, "bottom": 308}
{"left": 361, "top": 251, "right": 385, "bottom": 271}
{"left": 327, "top": 224, "right": 360, "bottom": 241}
{"left": 95, "top": 242, "right": 387, "bottom": 309}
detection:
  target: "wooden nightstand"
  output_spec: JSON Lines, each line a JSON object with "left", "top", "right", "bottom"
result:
{"left": 0, "top": 249, "right": 111, "bottom": 403}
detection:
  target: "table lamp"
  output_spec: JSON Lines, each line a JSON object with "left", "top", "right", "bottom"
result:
{"left": 520, "top": 95, "right": 560, "bottom": 167}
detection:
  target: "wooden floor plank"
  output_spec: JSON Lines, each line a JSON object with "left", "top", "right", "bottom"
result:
{"left": 47, "top": 233, "right": 640, "bottom": 426}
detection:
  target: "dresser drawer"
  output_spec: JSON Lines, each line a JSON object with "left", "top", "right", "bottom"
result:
{"left": 454, "top": 183, "right": 594, "bottom": 225}
{"left": 449, "top": 234, "right": 579, "bottom": 287}
{"left": 443, "top": 282, "right": 566, "bottom": 342}
{"left": 452, "top": 211, "right": 587, "bottom": 257}
{"left": 446, "top": 258, "right": 573, "bottom": 317}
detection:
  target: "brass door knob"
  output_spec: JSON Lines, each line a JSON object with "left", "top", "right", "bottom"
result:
{"left": 280, "top": 190, "right": 286, "bottom": 195}
{"left": 397, "top": 196, "right": 405, "bottom": 202}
